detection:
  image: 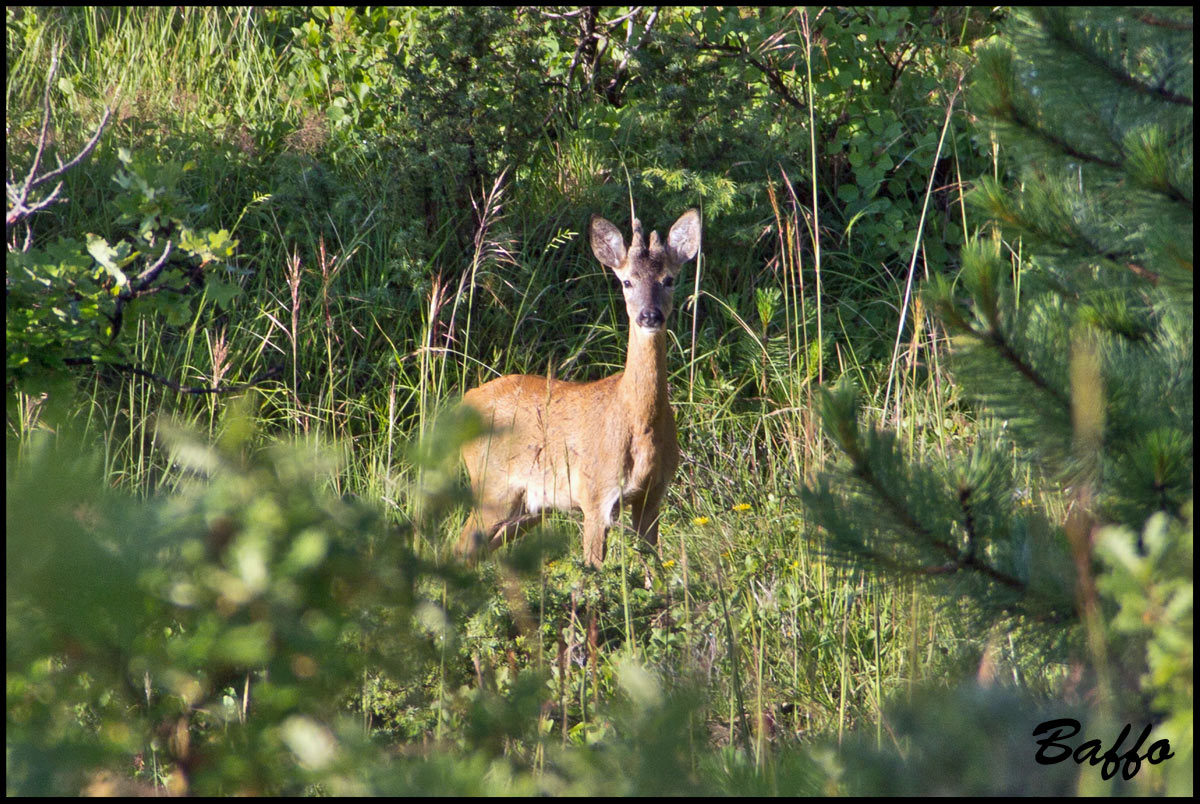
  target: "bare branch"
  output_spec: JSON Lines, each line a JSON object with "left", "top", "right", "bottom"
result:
{"left": 602, "top": 7, "right": 659, "bottom": 103}
{"left": 600, "top": 6, "right": 644, "bottom": 28}
{"left": 105, "top": 241, "right": 177, "bottom": 343}
{"left": 132, "top": 240, "right": 175, "bottom": 292}
{"left": 539, "top": 8, "right": 588, "bottom": 20}
{"left": 37, "top": 105, "right": 113, "bottom": 188}
{"left": 6, "top": 47, "right": 112, "bottom": 234}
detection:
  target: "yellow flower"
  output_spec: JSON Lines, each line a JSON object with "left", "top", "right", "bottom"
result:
{"left": 732, "top": 503, "right": 751, "bottom": 512}
{"left": 692, "top": 516, "right": 710, "bottom": 526}
{"left": 663, "top": 559, "right": 676, "bottom": 569}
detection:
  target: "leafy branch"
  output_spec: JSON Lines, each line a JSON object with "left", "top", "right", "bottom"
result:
{"left": 7, "top": 56, "right": 243, "bottom": 395}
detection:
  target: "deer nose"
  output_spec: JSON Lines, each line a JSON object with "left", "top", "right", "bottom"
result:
{"left": 637, "top": 308, "right": 664, "bottom": 329}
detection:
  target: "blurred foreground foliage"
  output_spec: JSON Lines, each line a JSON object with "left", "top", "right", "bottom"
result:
{"left": 4, "top": 390, "right": 794, "bottom": 795}
{"left": 7, "top": 410, "right": 733, "bottom": 795}
{"left": 10, "top": 409, "right": 1190, "bottom": 794}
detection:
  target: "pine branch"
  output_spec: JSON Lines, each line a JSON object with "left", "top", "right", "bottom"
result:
{"left": 1003, "top": 104, "right": 1122, "bottom": 171}
{"left": 843, "top": 437, "right": 1025, "bottom": 591}
{"left": 979, "top": 326, "right": 1071, "bottom": 410}
{"left": 1039, "top": 9, "right": 1193, "bottom": 108}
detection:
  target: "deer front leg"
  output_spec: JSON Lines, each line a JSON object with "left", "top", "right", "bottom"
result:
{"left": 629, "top": 491, "right": 665, "bottom": 589}
{"left": 457, "top": 501, "right": 508, "bottom": 559}
{"left": 629, "top": 489, "right": 663, "bottom": 557}
{"left": 581, "top": 511, "right": 608, "bottom": 568}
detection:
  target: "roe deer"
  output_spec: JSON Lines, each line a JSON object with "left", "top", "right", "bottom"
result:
{"left": 458, "top": 208, "right": 701, "bottom": 567}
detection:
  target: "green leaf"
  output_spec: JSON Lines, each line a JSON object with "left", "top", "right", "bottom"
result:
{"left": 86, "top": 235, "right": 133, "bottom": 289}
{"left": 207, "top": 278, "right": 242, "bottom": 310}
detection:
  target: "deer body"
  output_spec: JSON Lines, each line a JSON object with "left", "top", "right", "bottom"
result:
{"left": 459, "top": 209, "right": 701, "bottom": 567}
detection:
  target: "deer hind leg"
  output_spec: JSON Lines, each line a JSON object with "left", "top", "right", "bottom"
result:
{"left": 457, "top": 480, "right": 523, "bottom": 559}
{"left": 458, "top": 492, "right": 547, "bottom": 560}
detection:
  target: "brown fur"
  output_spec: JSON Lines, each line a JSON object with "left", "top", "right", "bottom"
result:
{"left": 458, "top": 209, "right": 701, "bottom": 566}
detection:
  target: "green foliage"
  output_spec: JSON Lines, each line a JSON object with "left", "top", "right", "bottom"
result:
{"left": 803, "top": 6, "right": 1192, "bottom": 793}
{"left": 7, "top": 6, "right": 1001, "bottom": 412}
{"left": 7, "top": 146, "right": 240, "bottom": 393}
{"left": 1096, "top": 507, "right": 1194, "bottom": 795}
{"left": 6, "top": 415, "right": 828, "bottom": 795}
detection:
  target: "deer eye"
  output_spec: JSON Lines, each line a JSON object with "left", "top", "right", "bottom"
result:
{"left": 662, "top": 276, "right": 674, "bottom": 288}
{"left": 622, "top": 279, "right": 632, "bottom": 288}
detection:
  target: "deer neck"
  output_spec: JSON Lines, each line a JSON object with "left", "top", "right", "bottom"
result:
{"left": 619, "top": 324, "right": 670, "bottom": 428}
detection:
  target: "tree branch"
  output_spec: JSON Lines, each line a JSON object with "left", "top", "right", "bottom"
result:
{"left": 844, "top": 440, "right": 1026, "bottom": 591}
{"left": 6, "top": 47, "right": 112, "bottom": 233}
{"left": 695, "top": 40, "right": 806, "bottom": 114}
{"left": 63, "top": 359, "right": 282, "bottom": 395}
{"left": 1044, "top": 10, "right": 1193, "bottom": 108}
{"left": 107, "top": 241, "right": 176, "bottom": 342}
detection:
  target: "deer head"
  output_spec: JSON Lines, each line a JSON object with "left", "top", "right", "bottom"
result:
{"left": 589, "top": 209, "right": 701, "bottom": 332}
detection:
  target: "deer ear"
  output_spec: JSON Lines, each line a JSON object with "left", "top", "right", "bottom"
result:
{"left": 589, "top": 215, "right": 626, "bottom": 270}
{"left": 667, "top": 209, "right": 701, "bottom": 265}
